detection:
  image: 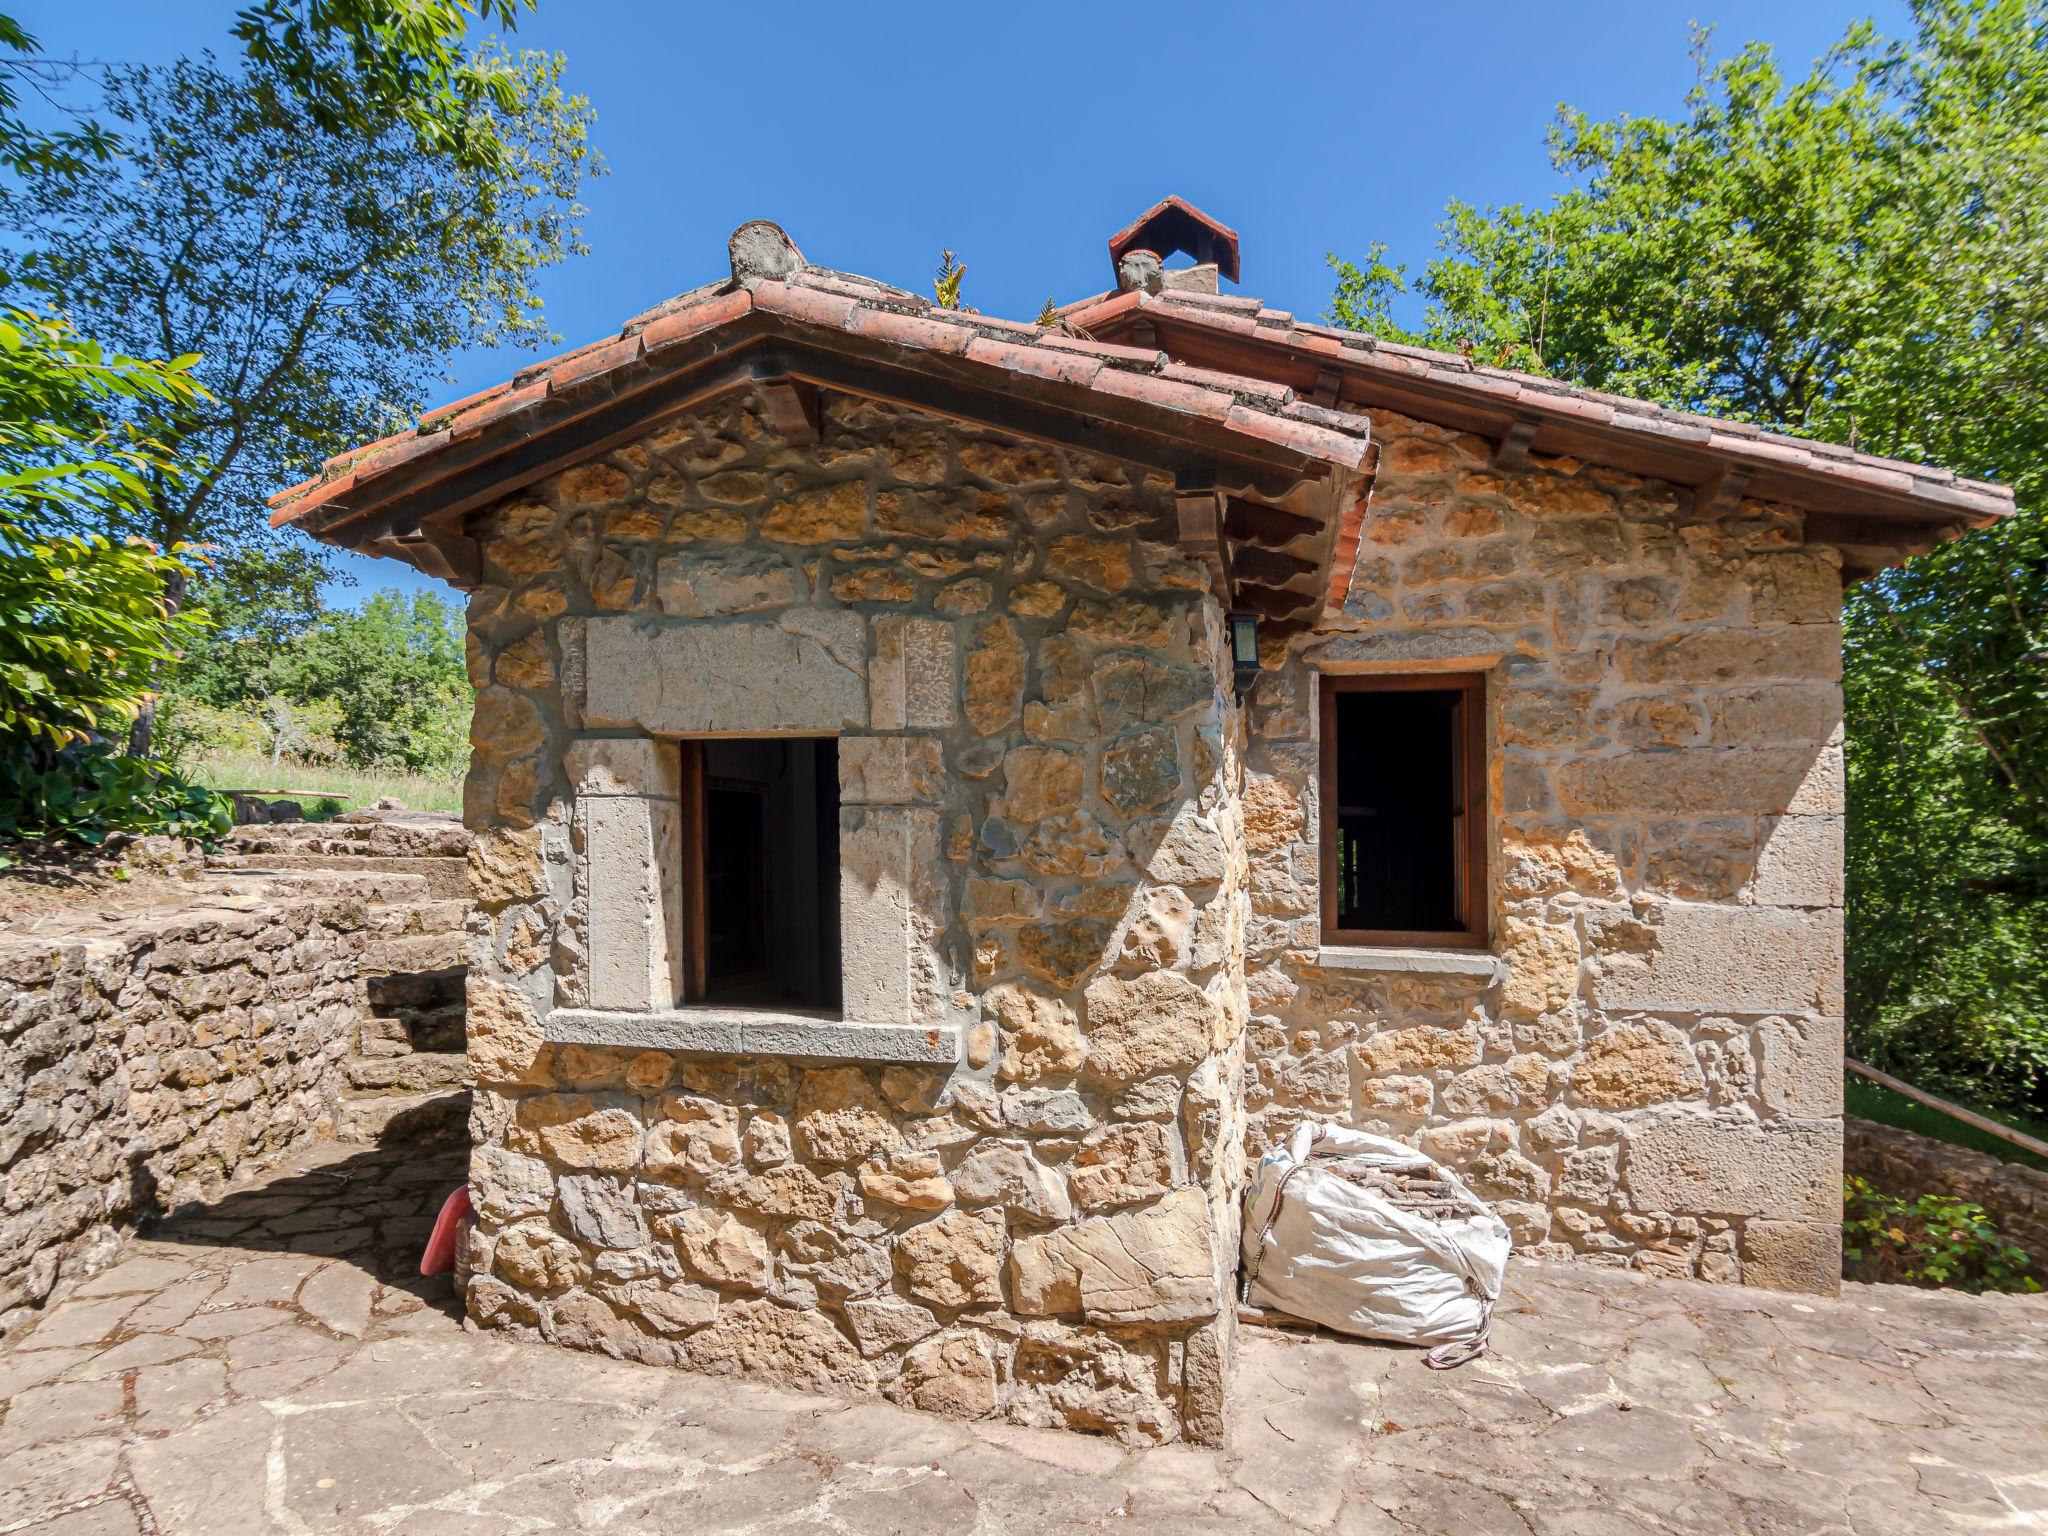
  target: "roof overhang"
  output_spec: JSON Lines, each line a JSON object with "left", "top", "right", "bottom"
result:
{"left": 271, "top": 275, "right": 1374, "bottom": 635}
{"left": 1065, "top": 290, "right": 2014, "bottom": 581}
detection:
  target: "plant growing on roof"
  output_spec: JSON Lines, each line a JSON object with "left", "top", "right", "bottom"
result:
{"left": 934, "top": 249, "right": 966, "bottom": 310}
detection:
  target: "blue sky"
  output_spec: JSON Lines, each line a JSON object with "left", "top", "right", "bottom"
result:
{"left": 41, "top": 0, "right": 1908, "bottom": 603}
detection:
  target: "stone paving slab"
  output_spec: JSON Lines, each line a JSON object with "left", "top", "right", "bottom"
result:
{"left": 0, "top": 1140, "right": 2043, "bottom": 1533}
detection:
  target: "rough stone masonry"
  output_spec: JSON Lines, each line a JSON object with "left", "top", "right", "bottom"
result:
{"left": 1242, "top": 409, "right": 1847, "bottom": 1293}
{"left": 0, "top": 896, "right": 370, "bottom": 1332}
{"left": 460, "top": 393, "right": 1251, "bottom": 1443}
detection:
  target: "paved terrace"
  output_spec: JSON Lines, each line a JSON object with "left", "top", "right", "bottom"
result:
{"left": 1, "top": 1143, "right": 2043, "bottom": 1535}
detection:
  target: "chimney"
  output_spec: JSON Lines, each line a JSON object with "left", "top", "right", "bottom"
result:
{"left": 1108, "top": 196, "right": 1240, "bottom": 295}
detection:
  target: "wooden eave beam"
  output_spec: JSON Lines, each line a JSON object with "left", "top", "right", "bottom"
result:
{"left": 1174, "top": 477, "right": 1233, "bottom": 603}
{"left": 758, "top": 377, "right": 821, "bottom": 443}
{"left": 1494, "top": 416, "right": 1541, "bottom": 470}
{"left": 1687, "top": 462, "right": 1754, "bottom": 521}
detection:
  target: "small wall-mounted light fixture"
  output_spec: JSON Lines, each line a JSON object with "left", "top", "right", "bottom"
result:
{"left": 1228, "top": 611, "right": 1261, "bottom": 692}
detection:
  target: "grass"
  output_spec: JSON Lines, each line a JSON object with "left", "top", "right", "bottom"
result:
{"left": 1845, "top": 1072, "right": 2048, "bottom": 1174}
{"left": 180, "top": 749, "right": 464, "bottom": 816}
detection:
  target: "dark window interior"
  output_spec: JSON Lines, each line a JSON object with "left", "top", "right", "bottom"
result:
{"left": 1321, "top": 674, "right": 1485, "bottom": 944}
{"left": 1332, "top": 689, "right": 1463, "bottom": 933}
{"left": 690, "top": 738, "right": 840, "bottom": 1011}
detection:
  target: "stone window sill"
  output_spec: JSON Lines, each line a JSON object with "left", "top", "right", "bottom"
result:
{"left": 1315, "top": 945, "right": 1502, "bottom": 981}
{"left": 545, "top": 1007, "right": 960, "bottom": 1064}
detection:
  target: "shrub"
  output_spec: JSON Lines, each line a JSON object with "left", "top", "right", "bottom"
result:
{"left": 0, "top": 742, "right": 231, "bottom": 852}
{"left": 1841, "top": 1174, "right": 2039, "bottom": 1294}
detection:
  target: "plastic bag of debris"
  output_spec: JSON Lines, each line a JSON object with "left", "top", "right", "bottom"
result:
{"left": 1241, "top": 1120, "right": 1510, "bottom": 1361}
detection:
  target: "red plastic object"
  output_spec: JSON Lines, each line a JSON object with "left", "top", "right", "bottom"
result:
{"left": 420, "top": 1185, "right": 474, "bottom": 1276}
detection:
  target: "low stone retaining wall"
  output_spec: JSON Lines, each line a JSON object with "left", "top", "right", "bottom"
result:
{"left": 1844, "top": 1114, "right": 2048, "bottom": 1268}
{"left": 0, "top": 894, "right": 370, "bottom": 1333}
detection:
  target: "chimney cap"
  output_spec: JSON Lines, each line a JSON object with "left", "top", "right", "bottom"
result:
{"left": 1108, "top": 196, "right": 1240, "bottom": 285}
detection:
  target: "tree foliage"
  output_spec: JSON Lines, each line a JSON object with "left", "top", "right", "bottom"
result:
{"left": 165, "top": 567, "right": 471, "bottom": 779}
{"left": 1330, "top": 0, "right": 2048, "bottom": 1110}
{"left": 0, "top": 308, "right": 210, "bottom": 745}
{"left": 1, "top": 43, "right": 596, "bottom": 557}
{"left": 0, "top": 1, "right": 588, "bottom": 846}
{"left": 232, "top": 0, "right": 537, "bottom": 171}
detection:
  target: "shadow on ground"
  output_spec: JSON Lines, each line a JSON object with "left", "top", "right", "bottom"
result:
{"left": 143, "top": 1140, "right": 469, "bottom": 1316}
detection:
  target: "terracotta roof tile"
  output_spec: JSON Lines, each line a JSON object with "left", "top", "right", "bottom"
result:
{"left": 843, "top": 304, "right": 976, "bottom": 355}
{"left": 962, "top": 335, "right": 1104, "bottom": 389}
{"left": 1224, "top": 404, "right": 1373, "bottom": 468}
{"left": 1089, "top": 365, "right": 1235, "bottom": 422}
{"left": 1161, "top": 360, "right": 1293, "bottom": 406}
{"left": 548, "top": 334, "right": 643, "bottom": 391}
{"left": 420, "top": 381, "right": 512, "bottom": 430}
{"left": 931, "top": 307, "right": 1036, "bottom": 338}
{"left": 268, "top": 469, "right": 354, "bottom": 525}
{"left": 268, "top": 247, "right": 1382, "bottom": 536}
{"left": 637, "top": 288, "right": 753, "bottom": 352}
{"left": 750, "top": 280, "right": 863, "bottom": 329}
{"left": 1105, "top": 289, "right": 2009, "bottom": 524}
{"left": 1034, "top": 333, "right": 1166, "bottom": 368}
{"left": 450, "top": 377, "right": 549, "bottom": 439}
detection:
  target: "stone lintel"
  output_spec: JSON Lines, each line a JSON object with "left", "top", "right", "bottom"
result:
{"left": 580, "top": 616, "right": 866, "bottom": 735}
{"left": 1315, "top": 945, "right": 1502, "bottom": 981}
{"left": 545, "top": 1008, "right": 959, "bottom": 1064}
{"left": 1305, "top": 627, "right": 1513, "bottom": 672}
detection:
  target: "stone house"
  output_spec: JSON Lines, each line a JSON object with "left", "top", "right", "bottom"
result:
{"left": 270, "top": 200, "right": 2012, "bottom": 1443}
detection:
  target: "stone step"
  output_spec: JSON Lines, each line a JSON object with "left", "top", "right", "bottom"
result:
{"left": 209, "top": 852, "right": 469, "bottom": 900}
{"left": 366, "top": 931, "right": 468, "bottom": 975}
{"left": 357, "top": 1013, "right": 413, "bottom": 1058}
{"left": 358, "top": 1009, "right": 465, "bottom": 1057}
{"left": 403, "top": 1002, "right": 467, "bottom": 1055}
{"left": 367, "top": 966, "right": 466, "bottom": 1009}
{"left": 224, "top": 817, "right": 468, "bottom": 859}
{"left": 345, "top": 1051, "right": 472, "bottom": 1093}
{"left": 205, "top": 865, "right": 435, "bottom": 905}
{"left": 335, "top": 1087, "right": 470, "bottom": 1148}
{"left": 366, "top": 899, "right": 471, "bottom": 940}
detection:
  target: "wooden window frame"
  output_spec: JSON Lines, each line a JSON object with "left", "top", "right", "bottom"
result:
{"left": 679, "top": 740, "right": 709, "bottom": 1003}
{"left": 1318, "top": 672, "right": 1489, "bottom": 950}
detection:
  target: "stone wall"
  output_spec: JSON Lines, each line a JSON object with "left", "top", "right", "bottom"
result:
{"left": 1241, "top": 409, "right": 1846, "bottom": 1291}
{"left": 458, "top": 391, "right": 1251, "bottom": 1442}
{"left": 1846, "top": 1115, "right": 2048, "bottom": 1270}
{"left": 0, "top": 895, "right": 370, "bottom": 1332}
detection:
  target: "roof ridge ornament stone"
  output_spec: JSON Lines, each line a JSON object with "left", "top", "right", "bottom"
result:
{"left": 1117, "top": 249, "right": 1165, "bottom": 295}
{"left": 728, "top": 220, "right": 805, "bottom": 287}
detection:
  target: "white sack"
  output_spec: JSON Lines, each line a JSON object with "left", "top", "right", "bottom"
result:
{"left": 1241, "top": 1120, "right": 1511, "bottom": 1348}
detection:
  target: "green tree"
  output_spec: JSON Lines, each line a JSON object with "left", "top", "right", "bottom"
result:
{"left": 1330, "top": 0, "right": 2048, "bottom": 1109}
{"left": 2, "top": 46, "right": 597, "bottom": 561}
{"left": 232, "top": 0, "right": 537, "bottom": 171}
{"left": 0, "top": 2, "right": 577, "bottom": 841}
{"left": 279, "top": 590, "right": 471, "bottom": 776}
{"left": 0, "top": 309, "right": 210, "bottom": 745}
